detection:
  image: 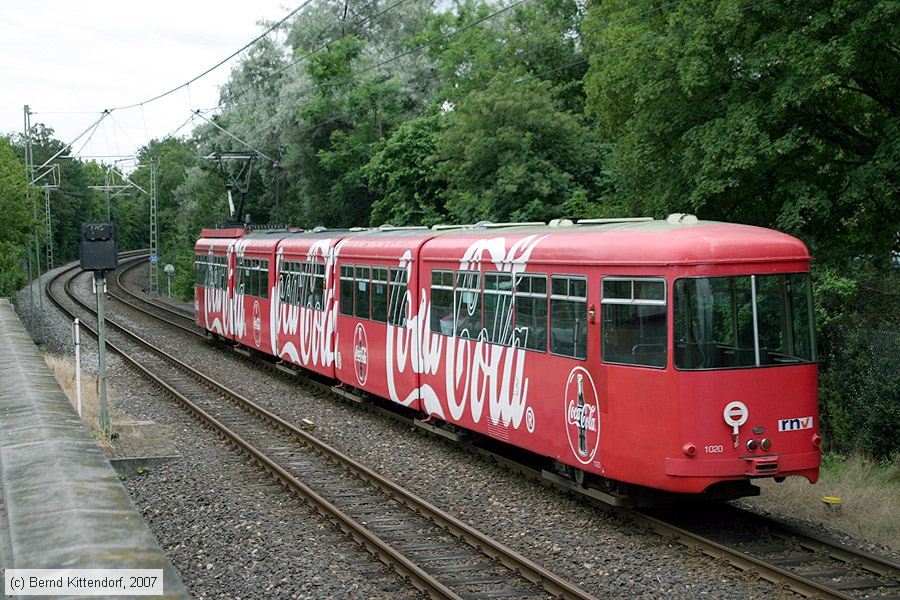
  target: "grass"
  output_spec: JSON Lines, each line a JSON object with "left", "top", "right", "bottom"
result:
{"left": 41, "top": 352, "right": 897, "bottom": 550}
{"left": 744, "top": 453, "right": 900, "bottom": 550}
{"left": 43, "top": 354, "right": 117, "bottom": 447}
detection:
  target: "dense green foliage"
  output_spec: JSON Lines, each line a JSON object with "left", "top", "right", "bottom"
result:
{"left": 583, "top": 0, "right": 899, "bottom": 263}
{"left": 1, "top": 0, "right": 897, "bottom": 457}
{"left": 816, "top": 267, "right": 900, "bottom": 458}
{"left": 0, "top": 138, "right": 40, "bottom": 296}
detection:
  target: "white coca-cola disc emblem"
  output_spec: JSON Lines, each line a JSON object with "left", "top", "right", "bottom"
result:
{"left": 252, "top": 300, "right": 262, "bottom": 347}
{"left": 353, "top": 323, "right": 368, "bottom": 386}
{"left": 564, "top": 366, "right": 601, "bottom": 465}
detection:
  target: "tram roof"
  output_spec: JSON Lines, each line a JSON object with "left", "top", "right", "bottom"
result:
{"left": 198, "top": 217, "right": 811, "bottom": 266}
{"left": 354, "top": 219, "right": 811, "bottom": 266}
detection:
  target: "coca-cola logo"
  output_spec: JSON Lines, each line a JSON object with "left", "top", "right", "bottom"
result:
{"left": 568, "top": 401, "right": 598, "bottom": 432}
{"left": 564, "top": 366, "right": 600, "bottom": 465}
{"left": 252, "top": 300, "right": 262, "bottom": 347}
{"left": 353, "top": 322, "right": 368, "bottom": 386}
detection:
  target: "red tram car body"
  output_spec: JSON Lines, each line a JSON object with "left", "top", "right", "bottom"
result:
{"left": 195, "top": 217, "right": 821, "bottom": 497}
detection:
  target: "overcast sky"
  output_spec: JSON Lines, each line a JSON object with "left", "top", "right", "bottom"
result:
{"left": 0, "top": 1, "right": 292, "bottom": 164}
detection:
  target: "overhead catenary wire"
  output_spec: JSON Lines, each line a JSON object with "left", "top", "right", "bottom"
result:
{"left": 218, "top": 0, "right": 418, "bottom": 107}
{"left": 273, "top": 0, "right": 778, "bottom": 143}
{"left": 71, "top": 118, "right": 105, "bottom": 158}
{"left": 28, "top": 1, "right": 320, "bottom": 163}
{"left": 109, "top": 0, "right": 318, "bottom": 111}
{"left": 32, "top": 110, "right": 110, "bottom": 176}
{"left": 192, "top": 110, "right": 278, "bottom": 164}
{"left": 109, "top": 112, "right": 141, "bottom": 155}
{"left": 191, "top": 0, "right": 660, "bottom": 168}
{"left": 189, "top": 0, "right": 531, "bottom": 163}
{"left": 214, "top": 0, "right": 532, "bottom": 115}
{"left": 41, "top": 0, "right": 768, "bottom": 171}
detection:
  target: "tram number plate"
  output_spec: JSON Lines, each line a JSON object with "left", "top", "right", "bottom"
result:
{"left": 704, "top": 445, "right": 724, "bottom": 454}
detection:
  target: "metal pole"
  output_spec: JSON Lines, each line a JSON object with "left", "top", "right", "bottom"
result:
{"left": 74, "top": 318, "right": 82, "bottom": 417}
{"left": 95, "top": 272, "right": 110, "bottom": 434}
{"left": 24, "top": 106, "right": 43, "bottom": 334}
{"left": 167, "top": 275, "right": 171, "bottom": 298}
{"left": 149, "top": 158, "right": 159, "bottom": 294}
{"left": 27, "top": 258, "right": 35, "bottom": 339}
{"left": 44, "top": 186, "right": 53, "bottom": 269}
{"left": 23, "top": 106, "right": 34, "bottom": 182}
{"left": 36, "top": 231, "right": 43, "bottom": 335}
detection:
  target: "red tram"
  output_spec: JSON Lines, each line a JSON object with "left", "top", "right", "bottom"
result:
{"left": 194, "top": 215, "right": 821, "bottom": 500}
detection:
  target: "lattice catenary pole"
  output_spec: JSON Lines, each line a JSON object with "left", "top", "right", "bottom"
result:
{"left": 149, "top": 157, "right": 159, "bottom": 294}
{"left": 44, "top": 186, "right": 53, "bottom": 269}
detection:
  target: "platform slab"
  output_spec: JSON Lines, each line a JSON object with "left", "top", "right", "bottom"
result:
{"left": 0, "top": 298, "right": 188, "bottom": 599}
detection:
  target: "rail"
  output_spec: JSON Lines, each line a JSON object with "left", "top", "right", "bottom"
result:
{"left": 47, "top": 259, "right": 597, "bottom": 600}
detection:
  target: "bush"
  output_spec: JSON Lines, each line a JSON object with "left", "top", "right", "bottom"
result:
{"left": 816, "top": 265, "right": 900, "bottom": 459}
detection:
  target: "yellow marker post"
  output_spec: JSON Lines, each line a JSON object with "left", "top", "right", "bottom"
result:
{"left": 821, "top": 496, "right": 844, "bottom": 516}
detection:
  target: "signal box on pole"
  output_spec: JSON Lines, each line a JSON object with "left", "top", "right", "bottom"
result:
{"left": 80, "top": 222, "right": 118, "bottom": 271}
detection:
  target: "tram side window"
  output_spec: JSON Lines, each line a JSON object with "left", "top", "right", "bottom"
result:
{"left": 248, "top": 259, "right": 256, "bottom": 296}
{"left": 339, "top": 265, "right": 354, "bottom": 316}
{"left": 286, "top": 262, "right": 302, "bottom": 306}
{"left": 601, "top": 278, "right": 667, "bottom": 368}
{"left": 194, "top": 255, "right": 203, "bottom": 285}
{"left": 550, "top": 275, "right": 587, "bottom": 359}
{"left": 278, "top": 260, "right": 289, "bottom": 302}
{"left": 513, "top": 273, "right": 547, "bottom": 352}
{"left": 371, "top": 267, "right": 388, "bottom": 324}
{"left": 258, "top": 259, "right": 269, "bottom": 299}
{"left": 455, "top": 271, "right": 482, "bottom": 339}
{"left": 355, "top": 266, "right": 371, "bottom": 319}
{"left": 483, "top": 272, "right": 513, "bottom": 345}
{"left": 430, "top": 270, "right": 454, "bottom": 335}
{"left": 388, "top": 268, "right": 409, "bottom": 327}
{"left": 210, "top": 257, "right": 224, "bottom": 291}
{"left": 755, "top": 274, "right": 817, "bottom": 365}
{"left": 303, "top": 260, "right": 325, "bottom": 310}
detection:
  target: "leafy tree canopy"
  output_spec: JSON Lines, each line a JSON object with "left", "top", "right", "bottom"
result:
{"left": 583, "top": 0, "right": 900, "bottom": 263}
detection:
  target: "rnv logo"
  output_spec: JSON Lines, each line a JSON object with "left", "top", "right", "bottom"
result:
{"left": 778, "top": 416, "right": 813, "bottom": 431}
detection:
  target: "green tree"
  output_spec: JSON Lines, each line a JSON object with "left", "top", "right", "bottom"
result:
{"left": 9, "top": 124, "right": 101, "bottom": 266}
{"left": 169, "top": 165, "right": 228, "bottom": 299}
{"left": 426, "top": 0, "right": 587, "bottom": 112}
{"left": 367, "top": 114, "right": 449, "bottom": 226}
{"left": 434, "top": 73, "right": 604, "bottom": 223}
{"left": 583, "top": 0, "right": 900, "bottom": 261}
{"left": 0, "top": 137, "right": 39, "bottom": 296}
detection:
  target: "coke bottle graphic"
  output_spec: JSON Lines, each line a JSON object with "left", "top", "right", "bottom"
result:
{"left": 577, "top": 373, "right": 587, "bottom": 456}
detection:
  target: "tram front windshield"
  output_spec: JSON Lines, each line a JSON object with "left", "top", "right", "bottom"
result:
{"left": 673, "top": 273, "right": 815, "bottom": 370}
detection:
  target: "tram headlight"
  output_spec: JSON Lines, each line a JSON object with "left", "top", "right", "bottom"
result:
{"left": 746, "top": 439, "right": 758, "bottom": 452}
{"left": 760, "top": 438, "right": 772, "bottom": 452}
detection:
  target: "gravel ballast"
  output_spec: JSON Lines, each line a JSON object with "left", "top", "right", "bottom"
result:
{"left": 21, "top": 266, "right": 419, "bottom": 599}
{"left": 23, "top": 261, "right": 892, "bottom": 599}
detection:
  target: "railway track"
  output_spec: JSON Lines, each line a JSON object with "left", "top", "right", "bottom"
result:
{"left": 103, "top": 254, "right": 900, "bottom": 600}
{"left": 109, "top": 257, "right": 197, "bottom": 332}
{"left": 48, "top": 261, "right": 596, "bottom": 600}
